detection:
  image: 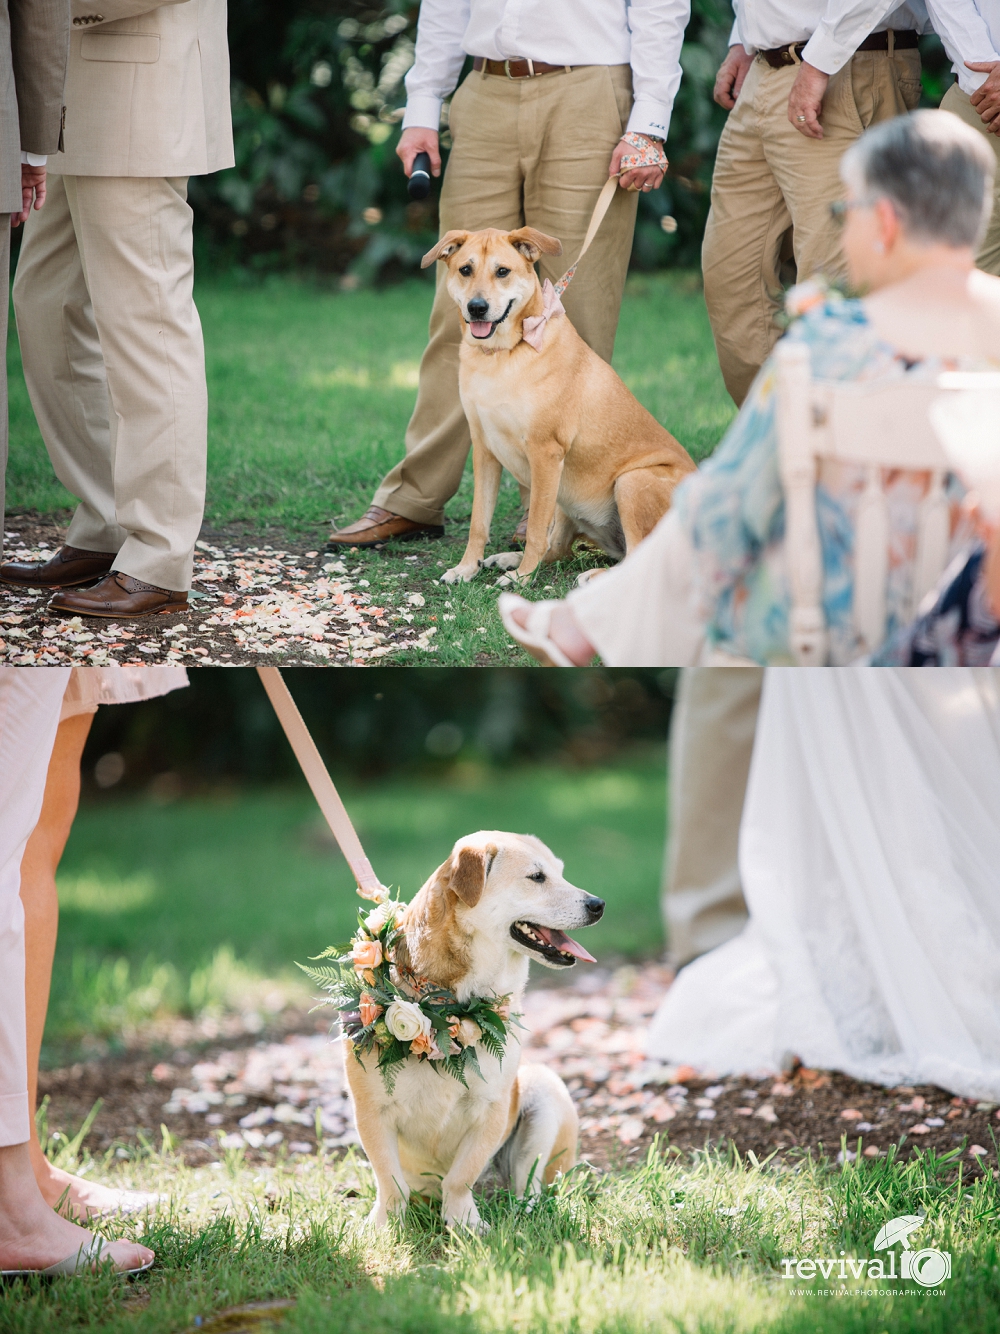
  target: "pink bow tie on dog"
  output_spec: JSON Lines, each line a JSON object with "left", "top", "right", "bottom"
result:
{"left": 521, "top": 280, "right": 565, "bottom": 351}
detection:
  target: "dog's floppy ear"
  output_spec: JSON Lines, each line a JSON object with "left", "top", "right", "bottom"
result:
{"left": 507, "top": 228, "right": 563, "bottom": 263}
{"left": 448, "top": 843, "right": 496, "bottom": 908}
{"left": 421, "top": 230, "right": 470, "bottom": 268}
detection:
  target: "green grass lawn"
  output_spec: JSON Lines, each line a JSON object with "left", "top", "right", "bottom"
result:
{"left": 6, "top": 270, "right": 734, "bottom": 666}
{"left": 47, "top": 753, "right": 667, "bottom": 1052}
{"left": 4, "top": 1135, "right": 997, "bottom": 1333}
{"left": 6, "top": 270, "right": 734, "bottom": 535}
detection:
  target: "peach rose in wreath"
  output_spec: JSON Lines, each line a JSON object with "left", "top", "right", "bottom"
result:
{"left": 410, "top": 1029, "right": 444, "bottom": 1059}
{"left": 449, "top": 1017, "right": 482, "bottom": 1047}
{"left": 352, "top": 938, "right": 383, "bottom": 974}
{"left": 359, "top": 993, "right": 383, "bottom": 1027}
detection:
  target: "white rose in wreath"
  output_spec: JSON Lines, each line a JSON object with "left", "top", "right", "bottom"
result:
{"left": 385, "top": 999, "right": 432, "bottom": 1044}
{"left": 364, "top": 905, "right": 389, "bottom": 934}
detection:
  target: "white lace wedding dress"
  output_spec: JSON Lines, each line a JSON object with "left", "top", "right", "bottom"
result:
{"left": 646, "top": 669, "right": 1000, "bottom": 1100}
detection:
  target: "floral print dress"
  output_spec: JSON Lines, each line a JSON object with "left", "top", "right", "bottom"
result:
{"left": 673, "top": 282, "right": 975, "bottom": 665}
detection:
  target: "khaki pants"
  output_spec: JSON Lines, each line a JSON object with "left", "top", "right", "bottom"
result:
{"left": 13, "top": 175, "right": 207, "bottom": 592}
{"left": 940, "top": 82, "right": 1000, "bottom": 276}
{"left": 703, "top": 48, "right": 922, "bottom": 406}
{"left": 662, "top": 668, "right": 761, "bottom": 967}
{"left": 374, "top": 64, "right": 639, "bottom": 526}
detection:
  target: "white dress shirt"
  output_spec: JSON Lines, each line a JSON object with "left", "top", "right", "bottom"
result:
{"left": 730, "top": 0, "right": 929, "bottom": 75}
{"left": 402, "top": 0, "right": 689, "bottom": 142}
{"left": 923, "top": 0, "right": 1000, "bottom": 92}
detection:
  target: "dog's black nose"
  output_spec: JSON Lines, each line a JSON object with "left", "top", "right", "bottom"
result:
{"left": 467, "top": 297, "right": 490, "bottom": 321}
{"left": 584, "top": 895, "right": 605, "bottom": 922}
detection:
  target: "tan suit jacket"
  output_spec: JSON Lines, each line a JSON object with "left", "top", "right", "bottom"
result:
{"left": 0, "top": 0, "right": 69, "bottom": 211}
{"left": 53, "top": 0, "right": 233, "bottom": 176}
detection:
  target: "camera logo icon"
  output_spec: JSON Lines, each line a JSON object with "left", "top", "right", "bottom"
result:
{"left": 900, "top": 1247, "right": 952, "bottom": 1287}
{"left": 875, "top": 1215, "right": 951, "bottom": 1288}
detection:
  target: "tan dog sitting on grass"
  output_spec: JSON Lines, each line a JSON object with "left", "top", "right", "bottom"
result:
{"left": 425, "top": 227, "right": 696, "bottom": 586}
{"left": 345, "top": 832, "right": 604, "bottom": 1232}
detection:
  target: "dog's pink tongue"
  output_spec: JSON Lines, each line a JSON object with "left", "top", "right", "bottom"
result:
{"left": 535, "top": 925, "right": 597, "bottom": 963}
{"left": 469, "top": 321, "right": 493, "bottom": 338}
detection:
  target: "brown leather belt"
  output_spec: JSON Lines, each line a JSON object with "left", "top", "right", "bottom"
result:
{"left": 759, "top": 28, "right": 919, "bottom": 69}
{"left": 472, "top": 56, "right": 574, "bottom": 78}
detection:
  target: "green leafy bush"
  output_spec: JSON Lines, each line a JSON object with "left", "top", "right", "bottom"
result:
{"left": 195, "top": 5, "right": 951, "bottom": 280}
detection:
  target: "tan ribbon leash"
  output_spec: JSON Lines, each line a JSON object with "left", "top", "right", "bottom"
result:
{"left": 552, "top": 176, "right": 619, "bottom": 298}
{"left": 256, "top": 667, "right": 388, "bottom": 903}
{"left": 553, "top": 135, "right": 667, "bottom": 298}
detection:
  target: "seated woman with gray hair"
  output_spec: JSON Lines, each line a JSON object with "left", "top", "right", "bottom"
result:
{"left": 501, "top": 110, "right": 1000, "bottom": 667}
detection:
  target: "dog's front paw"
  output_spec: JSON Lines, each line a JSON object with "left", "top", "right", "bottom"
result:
{"left": 442, "top": 1194, "right": 487, "bottom": 1234}
{"left": 441, "top": 564, "right": 480, "bottom": 585}
{"left": 364, "top": 1193, "right": 407, "bottom": 1229}
{"left": 482, "top": 552, "right": 522, "bottom": 571}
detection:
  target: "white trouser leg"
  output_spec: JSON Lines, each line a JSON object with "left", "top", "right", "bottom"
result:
{"left": 0, "top": 669, "right": 70, "bottom": 1146}
{"left": 567, "top": 509, "right": 706, "bottom": 666}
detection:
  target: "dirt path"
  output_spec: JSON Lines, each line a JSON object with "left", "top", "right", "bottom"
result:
{"left": 1, "top": 514, "right": 434, "bottom": 667}
{"left": 39, "top": 963, "right": 998, "bottom": 1178}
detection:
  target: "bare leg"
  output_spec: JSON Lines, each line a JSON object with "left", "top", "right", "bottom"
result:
{"left": 22, "top": 713, "right": 157, "bottom": 1219}
{"left": 0, "top": 1140, "right": 153, "bottom": 1272}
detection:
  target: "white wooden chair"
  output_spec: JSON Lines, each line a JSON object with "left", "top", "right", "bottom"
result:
{"left": 775, "top": 342, "right": 1000, "bottom": 665}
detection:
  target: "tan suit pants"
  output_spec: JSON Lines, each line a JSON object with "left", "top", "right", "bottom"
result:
{"left": 703, "top": 48, "right": 922, "bottom": 406}
{"left": 940, "top": 83, "right": 1000, "bottom": 277}
{"left": 373, "top": 65, "right": 639, "bottom": 526}
{"left": 662, "top": 667, "right": 762, "bottom": 967}
{"left": 13, "top": 175, "right": 207, "bottom": 591}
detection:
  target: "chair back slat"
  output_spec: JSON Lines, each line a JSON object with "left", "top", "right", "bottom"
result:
{"left": 853, "top": 464, "right": 890, "bottom": 654}
{"left": 775, "top": 341, "right": 992, "bottom": 664}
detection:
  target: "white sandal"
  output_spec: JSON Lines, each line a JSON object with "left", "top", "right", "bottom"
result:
{"left": 498, "top": 594, "right": 576, "bottom": 667}
{"left": 1, "top": 1233, "right": 154, "bottom": 1279}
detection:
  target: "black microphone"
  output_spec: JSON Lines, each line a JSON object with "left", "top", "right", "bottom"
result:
{"left": 408, "top": 152, "right": 432, "bottom": 201}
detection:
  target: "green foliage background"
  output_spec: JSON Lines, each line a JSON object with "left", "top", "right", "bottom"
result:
{"left": 196, "top": 0, "right": 732, "bottom": 279}
{"left": 199, "top": 5, "right": 953, "bottom": 282}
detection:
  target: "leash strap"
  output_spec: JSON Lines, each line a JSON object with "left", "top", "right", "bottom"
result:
{"left": 553, "top": 176, "right": 619, "bottom": 298}
{"left": 256, "top": 667, "right": 388, "bottom": 902}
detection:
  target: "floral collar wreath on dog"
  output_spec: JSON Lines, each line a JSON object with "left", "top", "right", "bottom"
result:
{"left": 299, "top": 896, "right": 518, "bottom": 1094}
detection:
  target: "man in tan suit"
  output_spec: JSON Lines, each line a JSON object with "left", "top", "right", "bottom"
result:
{"left": 0, "top": 0, "right": 68, "bottom": 562}
{"left": 1, "top": 0, "right": 233, "bottom": 617}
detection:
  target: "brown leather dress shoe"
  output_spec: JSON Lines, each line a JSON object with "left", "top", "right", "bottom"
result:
{"left": 327, "top": 505, "right": 444, "bottom": 549}
{"left": 1, "top": 544, "right": 118, "bottom": 588}
{"left": 49, "top": 572, "right": 188, "bottom": 619}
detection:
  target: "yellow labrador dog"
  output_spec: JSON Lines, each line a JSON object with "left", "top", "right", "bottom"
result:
{"left": 345, "top": 831, "right": 604, "bottom": 1231}
{"left": 424, "top": 227, "right": 696, "bottom": 585}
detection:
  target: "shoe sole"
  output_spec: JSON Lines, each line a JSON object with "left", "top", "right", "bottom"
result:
{"left": 48, "top": 603, "right": 189, "bottom": 619}
{"left": 326, "top": 527, "right": 444, "bottom": 551}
